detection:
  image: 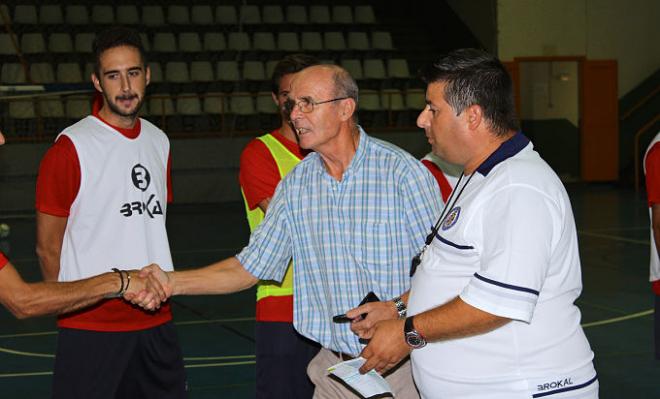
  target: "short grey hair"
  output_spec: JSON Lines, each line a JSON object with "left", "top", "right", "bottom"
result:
{"left": 323, "top": 65, "right": 359, "bottom": 122}
{"left": 332, "top": 68, "right": 358, "bottom": 103}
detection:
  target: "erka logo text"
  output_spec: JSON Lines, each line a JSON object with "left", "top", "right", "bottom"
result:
{"left": 120, "top": 164, "right": 163, "bottom": 219}
{"left": 120, "top": 194, "right": 163, "bottom": 219}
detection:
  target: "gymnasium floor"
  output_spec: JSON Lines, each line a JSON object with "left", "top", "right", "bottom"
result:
{"left": 0, "top": 184, "right": 659, "bottom": 398}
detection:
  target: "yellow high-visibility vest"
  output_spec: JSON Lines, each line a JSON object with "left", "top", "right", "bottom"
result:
{"left": 241, "top": 133, "right": 301, "bottom": 302}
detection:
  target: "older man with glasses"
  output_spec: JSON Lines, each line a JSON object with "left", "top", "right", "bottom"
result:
{"left": 134, "top": 64, "right": 442, "bottom": 398}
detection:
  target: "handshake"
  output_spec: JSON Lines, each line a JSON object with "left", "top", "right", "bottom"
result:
{"left": 120, "top": 264, "right": 172, "bottom": 310}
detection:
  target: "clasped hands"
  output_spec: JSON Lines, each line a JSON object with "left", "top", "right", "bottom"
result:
{"left": 346, "top": 300, "right": 411, "bottom": 375}
{"left": 122, "top": 264, "right": 172, "bottom": 310}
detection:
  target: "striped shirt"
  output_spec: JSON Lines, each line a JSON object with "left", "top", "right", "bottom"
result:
{"left": 237, "top": 129, "right": 442, "bottom": 355}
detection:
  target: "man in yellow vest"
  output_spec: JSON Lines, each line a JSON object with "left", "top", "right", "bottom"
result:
{"left": 239, "top": 54, "right": 321, "bottom": 399}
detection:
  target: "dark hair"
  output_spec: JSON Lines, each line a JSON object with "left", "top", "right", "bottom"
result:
{"left": 420, "top": 48, "right": 519, "bottom": 136}
{"left": 271, "top": 54, "right": 320, "bottom": 94}
{"left": 92, "top": 27, "right": 147, "bottom": 77}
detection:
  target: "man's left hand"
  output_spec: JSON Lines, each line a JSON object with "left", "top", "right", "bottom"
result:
{"left": 359, "top": 318, "right": 411, "bottom": 375}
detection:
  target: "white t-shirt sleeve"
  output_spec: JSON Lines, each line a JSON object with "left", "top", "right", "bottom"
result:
{"left": 460, "top": 185, "right": 561, "bottom": 323}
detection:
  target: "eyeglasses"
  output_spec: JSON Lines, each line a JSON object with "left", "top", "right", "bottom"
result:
{"left": 284, "top": 96, "right": 349, "bottom": 114}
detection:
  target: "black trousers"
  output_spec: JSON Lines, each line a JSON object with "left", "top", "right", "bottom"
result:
{"left": 255, "top": 321, "right": 321, "bottom": 399}
{"left": 52, "top": 322, "right": 187, "bottom": 399}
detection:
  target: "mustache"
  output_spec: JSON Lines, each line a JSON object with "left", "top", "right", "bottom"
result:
{"left": 115, "top": 94, "right": 138, "bottom": 101}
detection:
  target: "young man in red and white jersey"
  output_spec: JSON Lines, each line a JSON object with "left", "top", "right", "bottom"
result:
{"left": 0, "top": 131, "right": 165, "bottom": 318}
{"left": 239, "top": 54, "right": 321, "bottom": 399}
{"left": 35, "top": 27, "right": 186, "bottom": 398}
{"left": 643, "top": 131, "right": 660, "bottom": 360}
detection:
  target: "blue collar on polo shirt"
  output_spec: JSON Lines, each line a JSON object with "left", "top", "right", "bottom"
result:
{"left": 477, "top": 131, "right": 529, "bottom": 176}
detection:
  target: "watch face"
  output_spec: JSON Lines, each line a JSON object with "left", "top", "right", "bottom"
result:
{"left": 406, "top": 332, "right": 427, "bottom": 349}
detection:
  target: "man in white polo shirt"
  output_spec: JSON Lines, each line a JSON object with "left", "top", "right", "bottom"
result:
{"left": 349, "top": 49, "right": 598, "bottom": 398}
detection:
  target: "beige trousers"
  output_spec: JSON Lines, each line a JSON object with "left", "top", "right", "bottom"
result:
{"left": 307, "top": 348, "right": 420, "bottom": 399}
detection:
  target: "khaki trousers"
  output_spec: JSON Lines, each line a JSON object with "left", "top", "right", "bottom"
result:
{"left": 307, "top": 348, "right": 420, "bottom": 399}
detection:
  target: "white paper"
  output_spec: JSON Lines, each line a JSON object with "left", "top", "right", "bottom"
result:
{"left": 327, "top": 357, "right": 393, "bottom": 398}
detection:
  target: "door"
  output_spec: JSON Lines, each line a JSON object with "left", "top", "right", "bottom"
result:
{"left": 580, "top": 60, "right": 618, "bottom": 181}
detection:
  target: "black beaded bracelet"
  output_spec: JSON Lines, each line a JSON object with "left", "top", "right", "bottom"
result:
{"left": 123, "top": 270, "right": 131, "bottom": 293}
{"left": 111, "top": 267, "right": 125, "bottom": 297}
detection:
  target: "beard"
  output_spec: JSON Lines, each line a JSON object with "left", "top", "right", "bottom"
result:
{"left": 102, "top": 92, "right": 144, "bottom": 118}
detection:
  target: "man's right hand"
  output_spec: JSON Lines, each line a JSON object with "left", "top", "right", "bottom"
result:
{"left": 124, "top": 264, "right": 172, "bottom": 310}
{"left": 346, "top": 301, "right": 400, "bottom": 339}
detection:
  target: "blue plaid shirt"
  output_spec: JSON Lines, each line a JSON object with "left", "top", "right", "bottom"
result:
{"left": 237, "top": 129, "right": 442, "bottom": 355}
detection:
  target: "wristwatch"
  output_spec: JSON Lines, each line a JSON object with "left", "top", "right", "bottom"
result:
{"left": 392, "top": 296, "right": 407, "bottom": 319}
{"left": 404, "top": 316, "right": 427, "bottom": 349}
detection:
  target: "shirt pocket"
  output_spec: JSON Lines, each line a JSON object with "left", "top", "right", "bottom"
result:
{"left": 422, "top": 235, "right": 480, "bottom": 276}
{"left": 352, "top": 221, "right": 392, "bottom": 268}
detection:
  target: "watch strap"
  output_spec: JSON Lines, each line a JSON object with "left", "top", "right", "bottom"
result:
{"left": 404, "top": 315, "right": 427, "bottom": 349}
{"left": 404, "top": 315, "right": 415, "bottom": 333}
